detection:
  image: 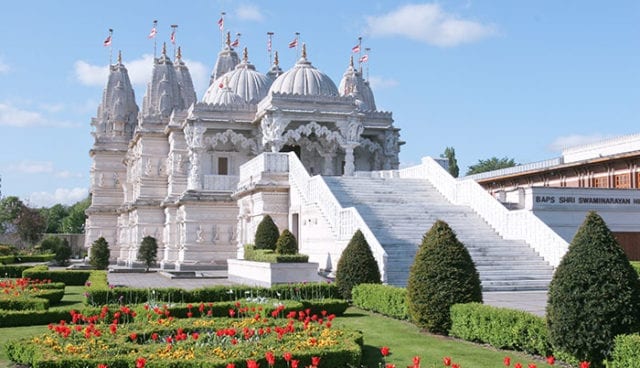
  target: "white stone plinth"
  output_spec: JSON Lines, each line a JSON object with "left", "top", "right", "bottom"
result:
{"left": 227, "top": 259, "right": 320, "bottom": 287}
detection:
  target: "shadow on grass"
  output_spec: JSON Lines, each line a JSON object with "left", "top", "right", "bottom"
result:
{"left": 361, "top": 345, "right": 384, "bottom": 368}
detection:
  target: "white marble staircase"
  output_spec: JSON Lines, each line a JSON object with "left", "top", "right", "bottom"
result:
{"left": 322, "top": 176, "right": 554, "bottom": 292}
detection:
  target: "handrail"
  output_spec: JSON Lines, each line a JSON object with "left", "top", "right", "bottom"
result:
{"left": 399, "top": 157, "right": 568, "bottom": 267}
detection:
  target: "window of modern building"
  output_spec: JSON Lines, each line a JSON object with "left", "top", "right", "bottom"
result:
{"left": 614, "top": 173, "right": 630, "bottom": 188}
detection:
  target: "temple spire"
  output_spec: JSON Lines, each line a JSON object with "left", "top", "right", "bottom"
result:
{"left": 243, "top": 47, "right": 248, "bottom": 62}
{"left": 301, "top": 43, "right": 307, "bottom": 59}
{"left": 117, "top": 50, "right": 122, "bottom": 65}
{"left": 226, "top": 32, "right": 231, "bottom": 48}
{"left": 176, "top": 46, "right": 182, "bottom": 61}
{"left": 162, "top": 42, "right": 167, "bottom": 57}
{"left": 274, "top": 51, "right": 279, "bottom": 66}
{"left": 349, "top": 55, "right": 354, "bottom": 68}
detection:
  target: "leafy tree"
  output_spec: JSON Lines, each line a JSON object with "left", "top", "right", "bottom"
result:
{"left": 41, "top": 204, "right": 69, "bottom": 234}
{"left": 466, "top": 156, "right": 516, "bottom": 175}
{"left": 16, "top": 205, "right": 46, "bottom": 245}
{"left": 0, "top": 196, "right": 24, "bottom": 234}
{"left": 407, "top": 220, "right": 482, "bottom": 335}
{"left": 61, "top": 197, "right": 90, "bottom": 233}
{"left": 441, "top": 147, "right": 460, "bottom": 178}
{"left": 335, "top": 230, "right": 381, "bottom": 299}
{"left": 254, "top": 215, "right": 279, "bottom": 250}
{"left": 275, "top": 229, "right": 298, "bottom": 255}
{"left": 547, "top": 212, "right": 640, "bottom": 366}
{"left": 40, "top": 235, "right": 63, "bottom": 254}
{"left": 54, "top": 238, "right": 72, "bottom": 266}
{"left": 90, "top": 237, "right": 111, "bottom": 270}
{"left": 137, "top": 236, "right": 158, "bottom": 272}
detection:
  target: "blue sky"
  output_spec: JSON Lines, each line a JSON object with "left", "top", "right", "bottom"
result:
{"left": 0, "top": 1, "right": 638, "bottom": 207}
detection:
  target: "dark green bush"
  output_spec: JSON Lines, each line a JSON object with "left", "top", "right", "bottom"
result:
{"left": 137, "top": 236, "right": 158, "bottom": 271}
{"left": 449, "top": 303, "right": 551, "bottom": 356}
{"left": 17, "top": 254, "right": 55, "bottom": 263}
{"left": 407, "top": 220, "right": 482, "bottom": 335}
{"left": 22, "top": 268, "right": 91, "bottom": 286}
{"left": 243, "top": 245, "right": 309, "bottom": 263}
{"left": 335, "top": 230, "right": 381, "bottom": 299}
{"left": 254, "top": 215, "right": 279, "bottom": 250}
{"left": 0, "top": 297, "right": 49, "bottom": 311}
{"left": 35, "top": 289, "right": 65, "bottom": 305}
{"left": 54, "top": 238, "right": 72, "bottom": 266}
{"left": 275, "top": 229, "right": 298, "bottom": 255}
{"left": 90, "top": 237, "right": 110, "bottom": 270}
{"left": 40, "top": 235, "right": 63, "bottom": 254}
{"left": 0, "top": 255, "right": 16, "bottom": 264}
{"left": 547, "top": 212, "right": 640, "bottom": 366}
{"left": 631, "top": 261, "right": 640, "bottom": 278}
{"left": 0, "top": 264, "right": 33, "bottom": 277}
{"left": 0, "top": 306, "right": 101, "bottom": 327}
{"left": 352, "top": 283, "right": 408, "bottom": 320}
{"left": 610, "top": 334, "right": 640, "bottom": 368}
{"left": 300, "top": 299, "right": 349, "bottom": 316}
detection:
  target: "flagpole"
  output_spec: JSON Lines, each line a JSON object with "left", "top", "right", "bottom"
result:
{"left": 295, "top": 32, "right": 300, "bottom": 58}
{"left": 267, "top": 32, "right": 274, "bottom": 65}
{"left": 219, "top": 12, "right": 226, "bottom": 49}
{"left": 108, "top": 29, "right": 113, "bottom": 65}
{"left": 171, "top": 24, "right": 178, "bottom": 58}
{"left": 365, "top": 47, "right": 371, "bottom": 81}
{"left": 151, "top": 20, "right": 158, "bottom": 59}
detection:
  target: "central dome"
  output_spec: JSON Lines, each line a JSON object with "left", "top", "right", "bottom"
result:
{"left": 268, "top": 44, "right": 338, "bottom": 97}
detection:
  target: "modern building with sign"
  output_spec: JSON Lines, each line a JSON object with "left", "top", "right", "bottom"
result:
{"left": 467, "top": 134, "right": 640, "bottom": 260}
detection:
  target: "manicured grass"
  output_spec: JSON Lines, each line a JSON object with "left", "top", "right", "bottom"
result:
{"left": 0, "top": 325, "right": 43, "bottom": 368}
{"left": 334, "top": 307, "right": 554, "bottom": 368}
{"left": 49, "top": 285, "right": 85, "bottom": 310}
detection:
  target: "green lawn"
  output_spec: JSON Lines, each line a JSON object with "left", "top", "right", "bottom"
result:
{"left": 0, "top": 304, "right": 554, "bottom": 368}
{"left": 49, "top": 285, "right": 86, "bottom": 310}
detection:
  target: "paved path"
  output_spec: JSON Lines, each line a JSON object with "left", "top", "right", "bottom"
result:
{"left": 107, "top": 271, "right": 548, "bottom": 316}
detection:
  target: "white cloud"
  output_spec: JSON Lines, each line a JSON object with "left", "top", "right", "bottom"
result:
{"left": 0, "top": 102, "right": 77, "bottom": 128}
{"left": 368, "top": 76, "right": 399, "bottom": 89}
{"left": 55, "top": 171, "right": 84, "bottom": 179}
{"left": 236, "top": 4, "right": 265, "bottom": 22}
{"left": 28, "top": 187, "right": 88, "bottom": 207}
{"left": 548, "top": 134, "right": 614, "bottom": 152}
{"left": 73, "top": 55, "right": 209, "bottom": 98}
{"left": 8, "top": 160, "right": 54, "bottom": 174}
{"left": 0, "top": 57, "right": 9, "bottom": 74}
{"left": 365, "top": 3, "right": 497, "bottom": 47}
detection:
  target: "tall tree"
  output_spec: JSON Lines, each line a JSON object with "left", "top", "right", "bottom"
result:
{"left": 61, "top": 197, "right": 90, "bottom": 233}
{"left": 441, "top": 147, "right": 460, "bottom": 178}
{"left": 137, "top": 236, "right": 158, "bottom": 272}
{"left": 466, "top": 156, "right": 516, "bottom": 175}
{"left": 40, "top": 204, "right": 69, "bottom": 234}
{"left": 335, "top": 230, "right": 381, "bottom": 299}
{"left": 16, "top": 205, "right": 46, "bottom": 245}
{"left": 0, "top": 196, "right": 24, "bottom": 234}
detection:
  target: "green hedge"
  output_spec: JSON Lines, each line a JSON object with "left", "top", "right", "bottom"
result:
{"left": 300, "top": 299, "right": 349, "bottom": 316}
{"left": 610, "top": 334, "right": 640, "bottom": 368}
{"left": 352, "top": 283, "right": 408, "bottom": 320}
{"left": 0, "top": 297, "right": 49, "bottom": 311}
{"left": 22, "top": 268, "right": 91, "bottom": 285}
{"left": 0, "top": 264, "right": 32, "bottom": 277}
{"left": 34, "top": 288, "right": 65, "bottom": 305}
{"left": 0, "top": 255, "right": 15, "bottom": 264}
{"left": 35, "top": 282, "right": 66, "bottom": 290}
{"left": 449, "top": 303, "right": 551, "bottom": 356}
{"left": 631, "top": 261, "right": 640, "bottom": 277}
{"left": 86, "top": 282, "right": 339, "bottom": 306}
{"left": 244, "top": 246, "right": 309, "bottom": 263}
{"left": 0, "top": 306, "right": 102, "bottom": 327}
{"left": 17, "top": 254, "right": 55, "bottom": 263}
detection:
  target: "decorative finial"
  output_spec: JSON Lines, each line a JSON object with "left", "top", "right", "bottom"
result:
{"left": 243, "top": 47, "right": 248, "bottom": 62}
{"left": 162, "top": 42, "right": 167, "bottom": 56}
{"left": 226, "top": 32, "right": 231, "bottom": 47}
{"left": 224, "top": 75, "right": 230, "bottom": 89}
{"left": 349, "top": 55, "right": 354, "bottom": 68}
{"left": 274, "top": 51, "right": 279, "bottom": 66}
{"left": 176, "top": 46, "right": 182, "bottom": 60}
{"left": 301, "top": 43, "right": 307, "bottom": 59}
{"left": 117, "top": 50, "right": 122, "bottom": 65}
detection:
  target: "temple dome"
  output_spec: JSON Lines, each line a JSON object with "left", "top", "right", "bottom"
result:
{"left": 338, "top": 56, "right": 376, "bottom": 111}
{"left": 209, "top": 32, "right": 240, "bottom": 85}
{"left": 268, "top": 44, "right": 338, "bottom": 97}
{"left": 203, "top": 47, "right": 271, "bottom": 105}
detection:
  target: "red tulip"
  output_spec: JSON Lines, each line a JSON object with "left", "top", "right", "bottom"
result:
{"left": 514, "top": 363, "right": 522, "bottom": 368}
{"left": 151, "top": 333, "right": 158, "bottom": 341}
{"left": 97, "top": 364, "right": 108, "bottom": 368}
{"left": 386, "top": 364, "right": 396, "bottom": 368}
{"left": 451, "top": 364, "right": 460, "bottom": 368}
{"left": 226, "top": 364, "right": 235, "bottom": 368}
{"left": 229, "top": 309, "right": 236, "bottom": 317}
{"left": 283, "top": 352, "right": 293, "bottom": 362}
{"left": 504, "top": 357, "right": 511, "bottom": 366}
{"left": 381, "top": 346, "right": 390, "bottom": 357}
{"left": 311, "top": 356, "right": 321, "bottom": 367}
{"left": 291, "top": 360, "right": 300, "bottom": 368}
{"left": 443, "top": 357, "right": 452, "bottom": 366}
{"left": 247, "top": 360, "right": 259, "bottom": 368}
{"left": 528, "top": 364, "right": 536, "bottom": 368}
{"left": 135, "top": 357, "right": 146, "bottom": 368}
{"left": 546, "top": 356, "right": 555, "bottom": 365}
{"left": 265, "top": 351, "right": 275, "bottom": 367}
{"left": 413, "top": 356, "right": 421, "bottom": 366}
{"left": 580, "top": 362, "right": 590, "bottom": 368}
{"left": 129, "top": 333, "right": 137, "bottom": 341}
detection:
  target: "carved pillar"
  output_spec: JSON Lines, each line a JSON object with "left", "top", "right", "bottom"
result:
{"left": 187, "top": 149, "right": 202, "bottom": 190}
{"left": 261, "top": 113, "right": 289, "bottom": 153}
{"left": 343, "top": 143, "right": 358, "bottom": 176}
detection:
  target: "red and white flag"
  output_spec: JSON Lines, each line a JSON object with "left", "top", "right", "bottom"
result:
{"left": 103, "top": 34, "right": 112, "bottom": 47}
{"left": 217, "top": 17, "right": 224, "bottom": 30}
{"left": 170, "top": 30, "right": 176, "bottom": 44}
{"left": 230, "top": 38, "right": 239, "bottom": 47}
{"left": 359, "top": 54, "right": 369, "bottom": 63}
{"left": 288, "top": 38, "right": 298, "bottom": 48}
{"left": 351, "top": 44, "right": 360, "bottom": 53}
{"left": 148, "top": 26, "right": 157, "bottom": 39}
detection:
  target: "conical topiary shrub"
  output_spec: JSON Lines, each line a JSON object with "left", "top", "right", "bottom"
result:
{"left": 137, "top": 236, "right": 158, "bottom": 272}
{"left": 547, "top": 211, "right": 640, "bottom": 367}
{"left": 254, "top": 215, "right": 279, "bottom": 250}
{"left": 335, "top": 229, "right": 381, "bottom": 299}
{"left": 90, "top": 237, "right": 110, "bottom": 270}
{"left": 407, "top": 220, "right": 482, "bottom": 335}
{"left": 276, "top": 229, "right": 298, "bottom": 255}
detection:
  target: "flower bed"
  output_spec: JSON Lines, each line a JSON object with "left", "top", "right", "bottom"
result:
{"left": 0, "top": 277, "right": 66, "bottom": 309}
{"left": 5, "top": 302, "right": 362, "bottom": 368}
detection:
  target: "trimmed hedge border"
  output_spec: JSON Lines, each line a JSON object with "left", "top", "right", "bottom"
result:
{"left": 352, "top": 283, "right": 408, "bottom": 320}
{"left": 244, "top": 246, "right": 309, "bottom": 263}
{"left": 449, "top": 302, "right": 551, "bottom": 356}
{"left": 22, "top": 268, "right": 91, "bottom": 286}
{"left": 0, "top": 264, "right": 33, "bottom": 278}
{"left": 610, "top": 334, "right": 640, "bottom": 368}
{"left": 0, "top": 297, "right": 49, "bottom": 311}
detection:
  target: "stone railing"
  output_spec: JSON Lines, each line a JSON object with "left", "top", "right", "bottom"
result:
{"left": 203, "top": 175, "right": 239, "bottom": 192}
{"left": 238, "top": 153, "right": 290, "bottom": 188}
{"left": 400, "top": 157, "right": 569, "bottom": 267}
{"left": 287, "top": 153, "right": 388, "bottom": 282}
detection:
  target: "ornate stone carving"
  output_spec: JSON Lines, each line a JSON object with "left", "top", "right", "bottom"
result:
{"left": 184, "top": 124, "right": 206, "bottom": 149}
{"left": 261, "top": 113, "right": 288, "bottom": 152}
{"left": 196, "top": 225, "right": 205, "bottom": 243}
{"left": 204, "top": 129, "right": 258, "bottom": 154}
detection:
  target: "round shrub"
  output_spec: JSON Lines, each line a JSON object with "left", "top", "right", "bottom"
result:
{"left": 137, "top": 236, "right": 158, "bottom": 272}
{"left": 276, "top": 229, "right": 298, "bottom": 255}
{"left": 335, "top": 229, "right": 381, "bottom": 299}
{"left": 547, "top": 211, "right": 640, "bottom": 367}
{"left": 89, "top": 237, "right": 110, "bottom": 270}
{"left": 254, "top": 215, "right": 279, "bottom": 250}
{"left": 53, "top": 239, "right": 72, "bottom": 266}
{"left": 407, "top": 220, "right": 482, "bottom": 335}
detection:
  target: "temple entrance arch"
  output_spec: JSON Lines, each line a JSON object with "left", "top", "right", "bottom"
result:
{"left": 280, "top": 144, "right": 301, "bottom": 158}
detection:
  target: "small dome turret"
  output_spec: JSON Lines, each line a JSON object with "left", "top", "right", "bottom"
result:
{"left": 338, "top": 55, "right": 376, "bottom": 111}
{"left": 268, "top": 44, "right": 338, "bottom": 96}
{"left": 266, "top": 51, "right": 284, "bottom": 80}
{"left": 174, "top": 47, "right": 197, "bottom": 108}
{"left": 209, "top": 32, "right": 240, "bottom": 85}
{"left": 142, "top": 43, "right": 189, "bottom": 118}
